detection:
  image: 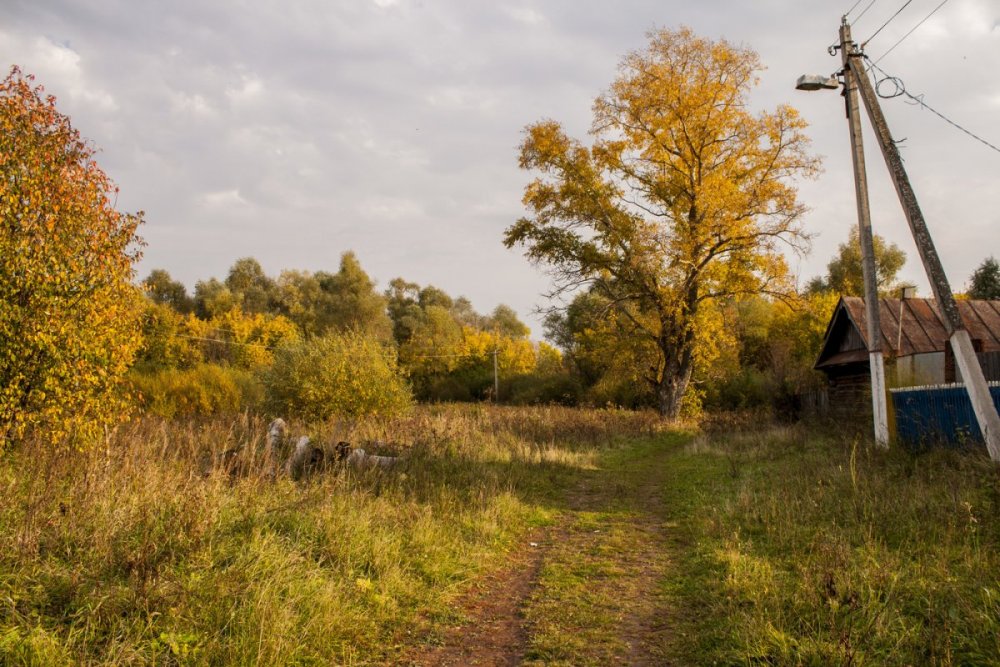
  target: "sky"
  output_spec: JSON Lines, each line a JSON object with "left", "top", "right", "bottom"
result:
{"left": 2, "top": 0, "right": 998, "bottom": 337}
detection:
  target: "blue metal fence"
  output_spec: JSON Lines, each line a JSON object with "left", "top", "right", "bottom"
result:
{"left": 890, "top": 382, "right": 1000, "bottom": 448}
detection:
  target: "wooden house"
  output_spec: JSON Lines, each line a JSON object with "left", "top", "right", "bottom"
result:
{"left": 813, "top": 296, "right": 1000, "bottom": 419}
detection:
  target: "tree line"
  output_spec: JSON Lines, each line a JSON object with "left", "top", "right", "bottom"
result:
{"left": 4, "top": 25, "right": 998, "bottom": 447}
{"left": 136, "top": 254, "right": 569, "bottom": 411}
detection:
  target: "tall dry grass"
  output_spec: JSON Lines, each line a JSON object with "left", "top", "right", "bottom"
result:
{"left": 0, "top": 405, "right": 658, "bottom": 665}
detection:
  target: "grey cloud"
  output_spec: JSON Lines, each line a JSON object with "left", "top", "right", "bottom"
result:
{"left": 2, "top": 0, "right": 997, "bottom": 335}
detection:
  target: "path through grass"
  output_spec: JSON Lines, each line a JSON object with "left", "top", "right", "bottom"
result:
{"left": 0, "top": 406, "right": 659, "bottom": 665}
{"left": 520, "top": 436, "right": 685, "bottom": 665}
{"left": 486, "top": 422, "right": 1000, "bottom": 665}
{"left": 4, "top": 410, "right": 999, "bottom": 665}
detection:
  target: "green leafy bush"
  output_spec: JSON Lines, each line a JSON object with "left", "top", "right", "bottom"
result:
{"left": 709, "top": 367, "right": 774, "bottom": 410}
{"left": 505, "top": 373, "right": 581, "bottom": 406}
{"left": 130, "top": 364, "right": 260, "bottom": 418}
{"left": 262, "top": 332, "right": 412, "bottom": 420}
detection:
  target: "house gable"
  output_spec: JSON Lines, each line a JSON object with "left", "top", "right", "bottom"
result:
{"left": 814, "top": 298, "right": 867, "bottom": 369}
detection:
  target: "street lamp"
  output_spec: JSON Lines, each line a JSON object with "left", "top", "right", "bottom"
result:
{"left": 795, "top": 74, "right": 839, "bottom": 91}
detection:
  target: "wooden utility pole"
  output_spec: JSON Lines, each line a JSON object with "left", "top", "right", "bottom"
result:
{"left": 493, "top": 347, "right": 499, "bottom": 403}
{"left": 846, "top": 33, "right": 1000, "bottom": 461}
{"left": 840, "top": 19, "right": 890, "bottom": 447}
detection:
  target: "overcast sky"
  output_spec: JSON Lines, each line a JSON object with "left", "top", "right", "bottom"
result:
{"left": 3, "top": 0, "right": 998, "bottom": 336}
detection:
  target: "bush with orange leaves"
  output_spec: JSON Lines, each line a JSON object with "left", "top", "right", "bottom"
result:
{"left": 0, "top": 67, "right": 144, "bottom": 448}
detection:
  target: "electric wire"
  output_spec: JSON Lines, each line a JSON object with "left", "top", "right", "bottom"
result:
{"left": 173, "top": 333, "right": 277, "bottom": 351}
{"left": 872, "top": 0, "right": 951, "bottom": 64}
{"left": 853, "top": 0, "right": 880, "bottom": 23}
{"left": 866, "top": 58, "right": 1000, "bottom": 155}
{"left": 167, "top": 332, "right": 505, "bottom": 360}
{"left": 844, "top": 0, "right": 866, "bottom": 18}
{"left": 861, "top": 0, "right": 915, "bottom": 48}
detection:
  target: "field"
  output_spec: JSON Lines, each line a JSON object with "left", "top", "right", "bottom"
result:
{"left": 1, "top": 406, "right": 999, "bottom": 665}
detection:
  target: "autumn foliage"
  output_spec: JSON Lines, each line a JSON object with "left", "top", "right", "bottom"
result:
{"left": 506, "top": 28, "right": 820, "bottom": 418}
{"left": 262, "top": 332, "right": 413, "bottom": 421}
{"left": 0, "top": 67, "right": 144, "bottom": 447}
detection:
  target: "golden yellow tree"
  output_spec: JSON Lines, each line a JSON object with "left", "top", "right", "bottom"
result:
{"left": 505, "top": 28, "right": 820, "bottom": 418}
{"left": 0, "top": 68, "right": 144, "bottom": 446}
{"left": 203, "top": 308, "right": 300, "bottom": 368}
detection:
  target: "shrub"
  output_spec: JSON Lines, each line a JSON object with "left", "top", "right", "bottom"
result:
{"left": 135, "top": 301, "right": 205, "bottom": 371}
{"left": 422, "top": 375, "right": 475, "bottom": 403}
{"left": 0, "top": 68, "right": 144, "bottom": 448}
{"left": 262, "top": 332, "right": 412, "bottom": 420}
{"left": 710, "top": 367, "right": 774, "bottom": 410}
{"left": 130, "top": 364, "right": 259, "bottom": 418}
{"left": 585, "top": 371, "right": 653, "bottom": 410}
{"left": 201, "top": 308, "right": 300, "bottom": 369}
{"left": 505, "top": 373, "right": 581, "bottom": 406}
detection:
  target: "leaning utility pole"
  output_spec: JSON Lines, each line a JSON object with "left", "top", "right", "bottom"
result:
{"left": 840, "top": 19, "right": 890, "bottom": 447}
{"left": 845, "top": 29, "right": 1000, "bottom": 461}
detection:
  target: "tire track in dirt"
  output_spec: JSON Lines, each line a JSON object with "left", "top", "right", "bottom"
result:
{"left": 521, "top": 440, "right": 679, "bottom": 665}
{"left": 401, "top": 524, "right": 552, "bottom": 667}
{"left": 403, "top": 437, "right": 680, "bottom": 666}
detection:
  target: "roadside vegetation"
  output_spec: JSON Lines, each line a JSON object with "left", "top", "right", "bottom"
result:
{"left": 660, "top": 421, "right": 1000, "bottom": 665}
{"left": 0, "top": 406, "right": 658, "bottom": 665}
{"left": 496, "top": 419, "right": 1000, "bottom": 666}
{"left": 4, "top": 410, "right": 1000, "bottom": 665}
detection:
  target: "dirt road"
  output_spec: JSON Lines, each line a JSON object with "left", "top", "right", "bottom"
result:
{"left": 404, "top": 437, "right": 680, "bottom": 666}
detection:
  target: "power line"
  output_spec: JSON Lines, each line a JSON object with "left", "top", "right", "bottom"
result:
{"left": 866, "top": 58, "right": 1000, "bottom": 155}
{"left": 872, "top": 0, "right": 951, "bottom": 64}
{"left": 173, "top": 333, "right": 277, "bottom": 351}
{"left": 404, "top": 352, "right": 484, "bottom": 359}
{"left": 861, "top": 0, "right": 915, "bottom": 48}
{"left": 853, "top": 0, "right": 880, "bottom": 23}
{"left": 166, "top": 333, "right": 503, "bottom": 361}
{"left": 844, "top": 0, "right": 866, "bottom": 18}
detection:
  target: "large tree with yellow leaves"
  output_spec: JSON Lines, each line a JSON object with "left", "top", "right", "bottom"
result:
{"left": 0, "top": 68, "right": 144, "bottom": 447}
{"left": 505, "top": 28, "right": 820, "bottom": 418}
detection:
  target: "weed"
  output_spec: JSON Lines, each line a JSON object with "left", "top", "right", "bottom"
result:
{"left": 661, "top": 424, "right": 1000, "bottom": 665}
{"left": 0, "top": 405, "right": 655, "bottom": 665}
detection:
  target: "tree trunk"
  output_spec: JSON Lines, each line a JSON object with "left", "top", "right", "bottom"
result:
{"left": 653, "top": 287, "right": 698, "bottom": 420}
{"left": 656, "top": 359, "right": 694, "bottom": 420}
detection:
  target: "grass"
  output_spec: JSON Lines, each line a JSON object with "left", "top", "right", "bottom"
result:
{"left": 0, "top": 405, "right": 658, "bottom": 665}
{"left": 522, "top": 436, "right": 685, "bottom": 665}
{"left": 3, "top": 406, "right": 1000, "bottom": 665}
{"left": 659, "top": 420, "right": 1000, "bottom": 665}
{"left": 508, "top": 416, "right": 1000, "bottom": 665}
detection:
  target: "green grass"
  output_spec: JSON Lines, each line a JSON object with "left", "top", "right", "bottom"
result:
{"left": 515, "top": 420, "right": 1000, "bottom": 665}
{"left": 0, "top": 405, "right": 658, "bottom": 665}
{"left": 660, "top": 422, "right": 1000, "bottom": 665}
{"left": 522, "top": 437, "right": 684, "bottom": 665}
{"left": 4, "top": 408, "right": 999, "bottom": 665}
